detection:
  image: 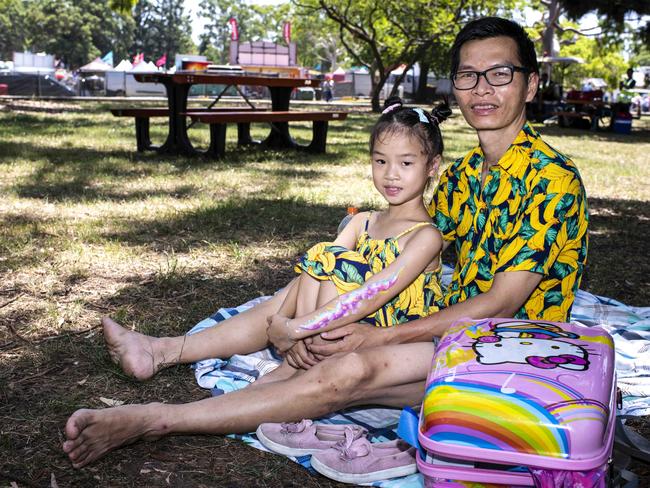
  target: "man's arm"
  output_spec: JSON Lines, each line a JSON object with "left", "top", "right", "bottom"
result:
{"left": 309, "top": 269, "right": 542, "bottom": 355}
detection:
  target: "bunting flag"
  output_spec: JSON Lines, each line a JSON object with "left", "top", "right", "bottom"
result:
{"left": 228, "top": 18, "right": 239, "bottom": 41}
{"left": 155, "top": 53, "right": 167, "bottom": 68}
{"left": 101, "top": 51, "right": 114, "bottom": 67}
{"left": 283, "top": 21, "right": 291, "bottom": 44}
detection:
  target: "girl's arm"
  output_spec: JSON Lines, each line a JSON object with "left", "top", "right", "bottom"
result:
{"left": 331, "top": 211, "right": 368, "bottom": 249}
{"left": 269, "top": 225, "right": 442, "bottom": 350}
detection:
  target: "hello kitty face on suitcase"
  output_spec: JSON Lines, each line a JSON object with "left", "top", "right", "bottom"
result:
{"left": 472, "top": 321, "right": 590, "bottom": 370}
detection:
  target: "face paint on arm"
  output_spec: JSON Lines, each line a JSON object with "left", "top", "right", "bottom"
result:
{"left": 299, "top": 272, "right": 401, "bottom": 331}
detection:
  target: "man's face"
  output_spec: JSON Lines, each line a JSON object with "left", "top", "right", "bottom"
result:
{"left": 453, "top": 36, "right": 538, "bottom": 133}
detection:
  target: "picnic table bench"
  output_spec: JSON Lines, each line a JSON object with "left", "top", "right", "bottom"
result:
{"left": 110, "top": 106, "right": 264, "bottom": 152}
{"left": 185, "top": 110, "right": 348, "bottom": 157}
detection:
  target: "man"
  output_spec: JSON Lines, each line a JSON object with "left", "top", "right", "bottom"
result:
{"left": 63, "top": 17, "right": 588, "bottom": 469}
{"left": 620, "top": 68, "right": 636, "bottom": 90}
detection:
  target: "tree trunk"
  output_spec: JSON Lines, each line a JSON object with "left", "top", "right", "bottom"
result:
{"left": 369, "top": 68, "right": 389, "bottom": 112}
{"left": 415, "top": 61, "right": 430, "bottom": 103}
{"left": 542, "top": 0, "right": 561, "bottom": 57}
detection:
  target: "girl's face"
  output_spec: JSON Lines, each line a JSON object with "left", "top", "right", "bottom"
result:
{"left": 371, "top": 130, "right": 440, "bottom": 207}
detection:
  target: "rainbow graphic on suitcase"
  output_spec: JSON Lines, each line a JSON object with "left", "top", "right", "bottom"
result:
{"left": 417, "top": 318, "right": 616, "bottom": 487}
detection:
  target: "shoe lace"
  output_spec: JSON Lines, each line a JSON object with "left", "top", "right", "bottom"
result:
{"left": 280, "top": 419, "right": 310, "bottom": 434}
{"left": 333, "top": 427, "right": 370, "bottom": 461}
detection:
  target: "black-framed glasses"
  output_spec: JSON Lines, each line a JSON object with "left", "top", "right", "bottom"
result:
{"left": 452, "top": 65, "right": 529, "bottom": 90}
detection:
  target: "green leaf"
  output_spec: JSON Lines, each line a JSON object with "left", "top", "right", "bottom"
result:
{"left": 545, "top": 291, "right": 564, "bottom": 306}
{"left": 341, "top": 261, "right": 365, "bottom": 285}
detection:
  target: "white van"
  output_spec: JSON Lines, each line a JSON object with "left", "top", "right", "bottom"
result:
{"left": 105, "top": 71, "right": 166, "bottom": 97}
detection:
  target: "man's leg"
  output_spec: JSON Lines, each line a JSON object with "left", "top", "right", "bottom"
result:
{"left": 63, "top": 341, "right": 435, "bottom": 467}
{"left": 102, "top": 279, "right": 297, "bottom": 380}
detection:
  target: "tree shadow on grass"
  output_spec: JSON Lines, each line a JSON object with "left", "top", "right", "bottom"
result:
{"left": 2, "top": 112, "right": 116, "bottom": 135}
{"left": 0, "top": 139, "right": 143, "bottom": 166}
{"left": 537, "top": 123, "right": 650, "bottom": 144}
{"left": 581, "top": 196, "right": 650, "bottom": 305}
{"left": 6, "top": 141, "right": 336, "bottom": 202}
{"left": 103, "top": 198, "right": 342, "bottom": 253}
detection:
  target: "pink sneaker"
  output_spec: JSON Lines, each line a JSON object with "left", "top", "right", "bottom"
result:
{"left": 256, "top": 419, "right": 367, "bottom": 456}
{"left": 311, "top": 429, "right": 417, "bottom": 484}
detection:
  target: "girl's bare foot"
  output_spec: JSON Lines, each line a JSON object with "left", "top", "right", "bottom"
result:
{"left": 102, "top": 317, "right": 177, "bottom": 380}
{"left": 252, "top": 360, "right": 299, "bottom": 387}
{"left": 62, "top": 404, "right": 168, "bottom": 468}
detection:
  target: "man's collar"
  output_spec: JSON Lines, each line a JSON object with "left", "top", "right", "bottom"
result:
{"left": 463, "top": 122, "right": 539, "bottom": 176}
{"left": 494, "top": 122, "right": 538, "bottom": 176}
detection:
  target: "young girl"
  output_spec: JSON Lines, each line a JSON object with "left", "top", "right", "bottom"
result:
{"left": 98, "top": 97, "right": 450, "bottom": 385}
{"left": 262, "top": 97, "right": 451, "bottom": 380}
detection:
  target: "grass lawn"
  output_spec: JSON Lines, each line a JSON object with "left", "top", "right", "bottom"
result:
{"left": 1, "top": 100, "right": 649, "bottom": 486}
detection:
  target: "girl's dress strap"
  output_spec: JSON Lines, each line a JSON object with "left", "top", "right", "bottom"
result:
{"left": 394, "top": 222, "right": 433, "bottom": 239}
{"left": 364, "top": 212, "right": 372, "bottom": 232}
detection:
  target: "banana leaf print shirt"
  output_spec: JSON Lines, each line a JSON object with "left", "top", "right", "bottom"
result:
{"left": 428, "top": 123, "right": 588, "bottom": 321}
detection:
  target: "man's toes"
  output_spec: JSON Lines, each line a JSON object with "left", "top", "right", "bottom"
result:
{"left": 101, "top": 316, "right": 118, "bottom": 329}
{"left": 65, "top": 409, "right": 91, "bottom": 440}
{"left": 67, "top": 441, "right": 89, "bottom": 463}
{"left": 71, "top": 450, "right": 92, "bottom": 468}
{"left": 62, "top": 438, "right": 82, "bottom": 453}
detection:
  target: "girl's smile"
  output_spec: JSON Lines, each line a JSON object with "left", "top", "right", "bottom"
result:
{"left": 383, "top": 186, "right": 402, "bottom": 197}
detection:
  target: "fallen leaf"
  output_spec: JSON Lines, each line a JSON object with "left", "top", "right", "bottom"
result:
{"left": 99, "top": 397, "right": 125, "bottom": 407}
{"left": 77, "top": 377, "right": 88, "bottom": 386}
{"left": 51, "top": 473, "right": 59, "bottom": 488}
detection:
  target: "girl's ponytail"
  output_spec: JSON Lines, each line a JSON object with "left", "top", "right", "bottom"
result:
{"left": 430, "top": 103, "right": 452, "bottom": 125}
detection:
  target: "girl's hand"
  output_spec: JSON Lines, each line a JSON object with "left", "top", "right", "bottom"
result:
{"left": 286, "top": 338, "right": 319, "bottom": 369}
{"left": 267, "top": 313, "right": 297, "bottom": 353}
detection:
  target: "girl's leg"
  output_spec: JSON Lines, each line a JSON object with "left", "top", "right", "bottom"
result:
{"left": 316, "top": 279, "right": 338, "bottom": 307}
{"left": 294, "top": 273, "right": 322, "bottom": 316}
{"left": 63, "top": 342, "right": 437, "bottom": 468}
{"left": 260, "top": 273, "right": 327, "bottom": 380}
{"left": 102, "top": 278, "right": 298, "bottom": 380}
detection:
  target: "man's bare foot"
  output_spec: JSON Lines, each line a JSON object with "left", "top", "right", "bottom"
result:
{"left": 102, "top": 317, "right": 174, "bottom": 380}
{"left": 62, "top": 404, "right": 168, "bottom": 468}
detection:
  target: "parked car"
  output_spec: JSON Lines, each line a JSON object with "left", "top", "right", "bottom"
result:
{"left": 0, "top": 71, "right": 75, "bottom": 97}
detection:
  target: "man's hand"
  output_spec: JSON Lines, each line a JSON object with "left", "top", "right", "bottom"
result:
{"left": 285, "top": 338, "right": 319, "bottom": 370}
{"left": 267, "top": 313, "right": 297, "bottom": 353}
{"left": 307, "top": 323, "right": 388, "bottom": 357}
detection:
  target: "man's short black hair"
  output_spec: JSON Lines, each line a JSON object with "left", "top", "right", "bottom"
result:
{"left": 450, "top": 17, "right": 539, "bottom": 76}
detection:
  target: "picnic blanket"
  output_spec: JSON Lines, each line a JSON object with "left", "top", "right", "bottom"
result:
{"left": 188, "top": 265, "right": 650, "bottom": 487}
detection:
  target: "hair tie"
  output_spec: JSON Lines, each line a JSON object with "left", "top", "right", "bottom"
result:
{"left": 382, "top": 103, "right": 401, "bottom": 115}
{"left": 412, "top": 108, "right": 429, "bottom": 124}
{"left": 430, "top": 113, "right": 440, "bottom": 125}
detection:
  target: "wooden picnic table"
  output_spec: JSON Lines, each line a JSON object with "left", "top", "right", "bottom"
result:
{"left": 132, "top": 71, "right": 321, "bottom": 156}
{"left": 554, "top": 98, "right": 614, "bottom": 131}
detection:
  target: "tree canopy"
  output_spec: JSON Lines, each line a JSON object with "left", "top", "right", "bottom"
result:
{"left": 1, "top": 0, "right": 645, "bottom": 98}
{"left": 294, "top": 0, "right": 516, "bottom": 111}
{"left": 132, "top": 0, "right": 193, "bottom": 68}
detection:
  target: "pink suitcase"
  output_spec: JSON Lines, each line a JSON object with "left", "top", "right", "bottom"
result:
{"left": 417, "top": 318, "right": 616, "bottom": 487}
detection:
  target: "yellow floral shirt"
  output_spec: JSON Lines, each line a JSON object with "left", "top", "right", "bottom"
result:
{"left": 428, "top": 123, "right": 588, "bottom": 321}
